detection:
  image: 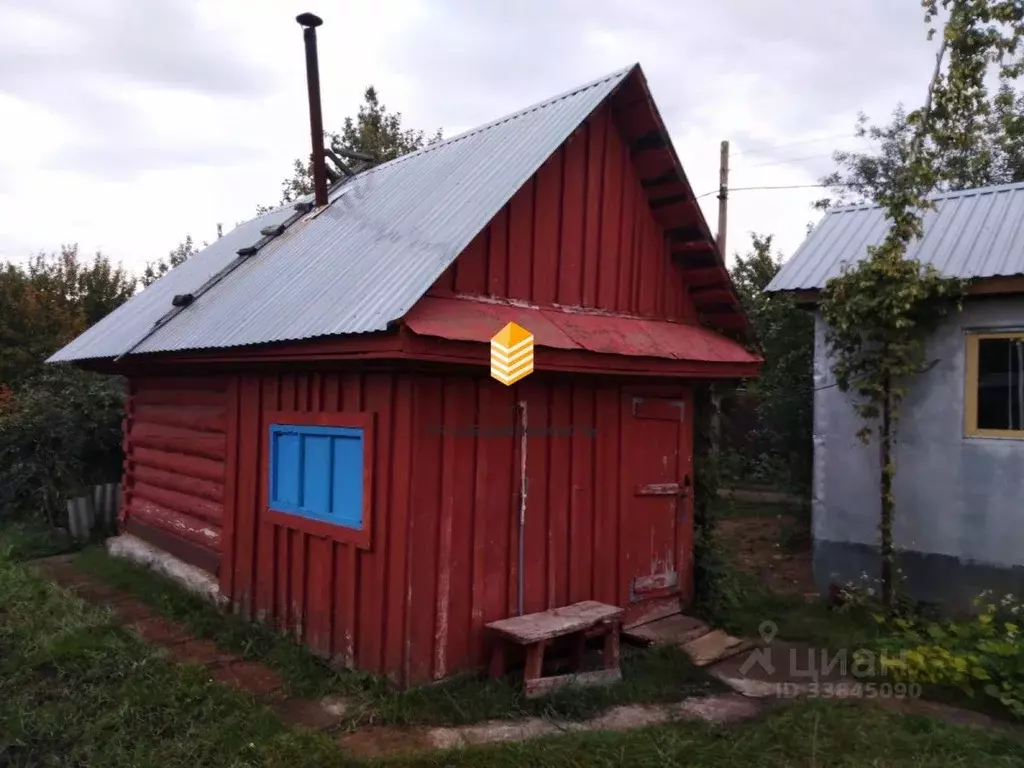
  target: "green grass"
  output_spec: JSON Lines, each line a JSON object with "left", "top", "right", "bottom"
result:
{"left": 387, "top": 701, "right": 1024, "bottom": 767}
{"left": 0, "top": 550, "right": 354, "bottom": 766}
{"left": 74, "top": 547, "right": 717, "bottom": 728}
{"left": 347, "top": 643, "right": 717, "bottom": 728}
{"left": 704, "top": 499, "right": 870, "bottom": 650}
{"left": 703, "top": 561, "right": 881, "bottom": 652}
{"left": 3, "top": 551, "right": 1022, "bottom": 766}
{"left": 0, "top": 520, "right": 81, "bottom": 563}
{"left": 714, "top": 500, "right": 803, "bottom": 520}
{"left": 74, "top": 546, "right": 368, "bottom": 701}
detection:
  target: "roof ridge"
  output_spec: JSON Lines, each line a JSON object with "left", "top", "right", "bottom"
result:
{"left": 357, "top": 64, "right": 637, "bottom": 178}
{"left": 241, "top": 66, "right": 638, "bottom": 213}
{"left": 46, "top": 64, "right": 643, "bottom": 362}
{"left": 828, "top": 178, "right": 1024, "bottom": 214}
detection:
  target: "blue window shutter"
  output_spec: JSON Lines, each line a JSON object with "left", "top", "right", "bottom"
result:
{"left": 332, "top": 433, "right": 363, "bottom": 529}
{"left": 302, "top": 434, "right": 332, "bottom": 516}
{"left": 269, "top": 424, "right": 364, "bottom": 530}
{"left": 272, "top": 430, "right": 301, "bottom": 507}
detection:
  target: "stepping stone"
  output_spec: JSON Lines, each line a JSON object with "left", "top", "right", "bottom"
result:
{"left": 271, "top": 696, "right": 349, "bottom": 731}
{"left": 210, "top": 660, "right": 284, "bottom": 695}
{"left": 109, "top": 599, "right": 155, "bottom": 623}
{"left": 623, "top": 614, "right": 711, "bottom": 646}
{"left": 127, "top": 615, "right": 193, "bottom": 647}
{"left": 681, "top": 629, "right": 752, "bottom": 667}
{"left": 170, "top": 638, "right": 239, "bottom": 667}
{"left": 672, "top": 693, "right": 763, "bottom": 724}
{"left": 74, "top": 581, "right": 135, "bottom": 606}
{"left": 707, "top": 640, "right": 854, "bottom": 698}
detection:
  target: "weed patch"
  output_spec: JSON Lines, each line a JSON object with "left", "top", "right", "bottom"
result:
{"left": 871, "top": 592, "right": 1024, "bottom": 720}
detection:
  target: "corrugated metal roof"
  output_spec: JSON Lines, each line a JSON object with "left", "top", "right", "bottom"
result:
{"left": 405, "top": 296, "right": 761, "bottom": 364}
{"left": 766, "top": 180, "right": 1024, "bottom": 292}
{"left": 50, "top": 65, "right": 635, "bottom": 363}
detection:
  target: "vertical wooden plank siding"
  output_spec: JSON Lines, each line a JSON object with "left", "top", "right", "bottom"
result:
{"left": 129, "top": 370, "right": 693, "bottom": 687}
{"left": 431, "top": 105, "right": 697, "bottom": 322}
{"left": 407, "top": 377, "right": 443, "bottom": 682}
{"left": 113, "top": 101, "right": 709, "bottom": 685}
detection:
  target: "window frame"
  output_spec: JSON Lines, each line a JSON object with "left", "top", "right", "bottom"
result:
{"left": 262, "top": 410, "right": 374, "bottom": 549}
{"left": 964, "top": 331, "right": 1024, "bottom": 439}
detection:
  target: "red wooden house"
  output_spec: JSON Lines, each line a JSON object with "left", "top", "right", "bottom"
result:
{"left": 51, "top": 59, "right": 759, "bottom": 686}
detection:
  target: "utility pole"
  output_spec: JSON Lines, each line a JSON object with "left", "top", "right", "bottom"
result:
{"left": 711, "top": 139, "right": 730, "bottom": 469}
{"left": 717, "top": 139, "right": 730, "bottom": 257}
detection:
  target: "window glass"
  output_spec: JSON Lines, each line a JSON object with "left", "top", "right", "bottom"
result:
{"left": 976, "top": 338, "right": 1024, "bottom": 431}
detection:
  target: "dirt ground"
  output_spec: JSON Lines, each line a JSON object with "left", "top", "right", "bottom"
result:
{"left": 717, "top": 513, "right": 818, "bottom": 599}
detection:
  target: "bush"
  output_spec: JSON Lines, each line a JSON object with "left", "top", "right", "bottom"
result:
{"left": 692, "top": 431, "right": 747, "bottom": 619}
{"left": 870, "top": 592, "right": 1024, "bottom": 718}
{"left": 0, "top": 365, "right": 124, "bottom": 524}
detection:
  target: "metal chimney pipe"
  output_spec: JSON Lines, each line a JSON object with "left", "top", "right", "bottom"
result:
{"left": 296, "top": 12, "right": 328, "bottom": 208}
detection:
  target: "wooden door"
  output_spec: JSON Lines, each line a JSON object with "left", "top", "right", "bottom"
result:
{"left": 620, "top": 391, "right": 693, "bottom": 611}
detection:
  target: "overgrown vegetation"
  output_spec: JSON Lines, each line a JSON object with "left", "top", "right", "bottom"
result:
{"left": 691, "top": 383, "right": 744, "bottom": 618}
{"left": 74, "top": 547, "right": 717, "bottom": 728}
{"left": 722, "top": 234, "right": 814, "bottom": 491}
{"left": 0, "top": 522, "right": 78, "bottom": 563}
{"left": 872, "top": 592, "right": 1024, "bottom": 719}
{"left": 818, "top": 0, "right": 1024, "bottom": 606}
{"left": 0, "top": 368, "right": 124, "bottom": 525}
{"left": 3, "top": 550, "right": 1022, "bottom": 766}
{"left": 0, "top": 247, "right": 135, "bottom": 525}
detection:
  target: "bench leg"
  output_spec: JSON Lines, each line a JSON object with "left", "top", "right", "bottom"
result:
{"left": 524, "top": 640, "right": 547, "bottom": 683}
{"left": 489, "top": 640, "right": 506, "bottom": 679}
{"left": 573, "top": 632, "right": 588, "bottom": 670}
{"left": 603, "top": 622, "right": 620, "bottom": 670}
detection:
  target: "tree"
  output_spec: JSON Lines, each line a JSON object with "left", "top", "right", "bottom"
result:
{"left": 729, "top": 235, "right": 815, "bottom": 487}
{"left": 818, "top": 0, "right": 1024, "bottom": 606}
{"left": 141, "top": 235, "right": 199, "bottom": 288}
{"left": 817, "top": 87, "right": 1024, "bottom": 210}
{"left": 0, "top": 246, "right": 134, "bottom": 523}
{"left": 0, "top": 246, "right": 135, "bottom": 385}
{"left": 266, "top": 86, "right": 443, "bottom": 209}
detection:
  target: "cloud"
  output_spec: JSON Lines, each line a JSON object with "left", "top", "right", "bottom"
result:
{"left": 0, "top": 0, "right": 270, "bottom": 97}
{"left": 0, "top": 0, "right": 275, "bottom": 178}
{"left": 0, "top": 0, "right": 951, "bottom": 270}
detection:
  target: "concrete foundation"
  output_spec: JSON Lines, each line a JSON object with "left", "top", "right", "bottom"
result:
{"left": 814, "top": 539, "right": 1024, "bottom": 613}
{"left": 106, "top": 534, "right": 226, "bottom": 608}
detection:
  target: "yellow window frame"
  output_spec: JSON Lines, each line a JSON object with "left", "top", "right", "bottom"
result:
{"left": 964, "top": 331, "right": 1024, "bottom": 438}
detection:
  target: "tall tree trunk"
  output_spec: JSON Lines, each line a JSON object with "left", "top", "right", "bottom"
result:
{"left": 880, "top": 375, "right": 894, "bottom": 607}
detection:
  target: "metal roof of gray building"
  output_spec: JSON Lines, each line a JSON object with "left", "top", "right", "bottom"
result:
{"left": 766, "top": 180, "right": 1024, "bottom": 293}
{"left": 50, "top": 65, "right": 635, "bottom": 363}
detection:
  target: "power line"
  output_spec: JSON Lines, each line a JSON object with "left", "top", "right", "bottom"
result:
{"left": 732, "top": 151, "right": 839, "bottom": 172}
{"left": 694, "top": 183, "right": 852, "bottom": 201}
{"left": 729, "top": 133, "right": 860, "bottom": 158}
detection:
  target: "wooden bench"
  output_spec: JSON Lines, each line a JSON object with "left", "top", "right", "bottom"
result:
{"left": 485, "top": 600, "right": 624, "bottom": 697}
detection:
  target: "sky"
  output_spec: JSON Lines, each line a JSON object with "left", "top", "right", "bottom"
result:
{"left": 0, "top": 0, "right": 941, "bottom": 273}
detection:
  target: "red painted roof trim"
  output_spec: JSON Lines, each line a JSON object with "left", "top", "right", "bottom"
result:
{"left": 403, "top": 295, "right": 761, "bottom": 367}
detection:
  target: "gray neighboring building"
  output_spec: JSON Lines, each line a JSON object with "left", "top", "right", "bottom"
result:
{"left": 767, "top": 181, "right": 1024, "bottom": 609}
